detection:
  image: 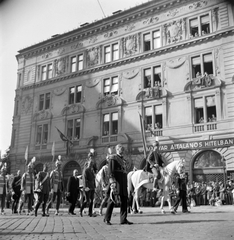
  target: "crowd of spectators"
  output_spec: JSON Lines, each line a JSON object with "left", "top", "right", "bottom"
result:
{"left": 136, "top": 179, "right": 234, "bottom": 208}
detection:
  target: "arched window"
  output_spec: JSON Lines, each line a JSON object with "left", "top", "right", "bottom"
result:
{"left": 194, "top": 151, "right": 223, "bottom": 168}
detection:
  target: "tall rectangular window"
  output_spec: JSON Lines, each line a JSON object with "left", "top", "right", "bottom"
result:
{"left": 71, "top": 56, "right": 77, "bottom": 72}
{"left": 194, "top": 98, "right": 204, "bottom": 123}
{"left": 103, "top": 114, "right": 109, "bottom": 136}
{"left": 206, "top": 96, "right": 216, "bottom": 122}
{"left": 45, "top": 93, "right": 50, "bottom": 109}
{"left": 11, "top": 129, "right": 16, "bottom": 148}
{"left": 36, "top": 125, "right": 42, "bottom": 144}
{"left": 42, "top": 124, "right": 48, "bottom": 144}
{"left": 67, "top": 118, "right": 81, "bottom": 141}
{"left": 39, "top": 93, "right": 50, "bottom": 110}
{"left": 39, "top": 94, "right": 45, "bottom": 111}
{"left": 112, "top": 43, "right": 119, "bottom": 61}
{"left": 144, "top": 68, "right": 151, "bottom": 88}
{"left": 78, "top": 54, "right": 83, "bottom": 70}
{"left": 153, "top": 66, "right": 161, "bottom": 87}
{"left": 154, "top": 105, "right": 163, "bottom": 128}
{"left": 36, "top": 124, "right": 48, "bottom": 145}
{"left": 41, "top": 66, "right": 47, "bottom": 81}
{"left": 145, "top": 107, "right": 152, "bottom": 130}
{"left": 69, "top": 85, "right": 82, "bottom": 104}
{"left": 111, "top": 112, "right": 118, "bottom": 134}
{"left": 104, "top": 43, "right": 119, "bottom": 63}
{"left": 189, "top": 13, "right": 210, "bottom": 37}
{"left": 75, "top": 118, "right": 81, "bottom": 140}
{"left": 103, "top": 77, "right": 118, "bottom": 96}
{"left": 153, "top": 30, "right": 161, "bottom": 49}
{"left": 15, "top": 100, "right": 19, "bottom": 116}
{"left": 47, "top": 64, "right": 53, "bottom": 79}
{"left": 192, "top": 53, "right": 213, "bottom": 78}
{"left": 104, "top": 46, "right": 111, "bottom": 63}
{"left": 143, "top": 33, "right": 151, "bottom": 51}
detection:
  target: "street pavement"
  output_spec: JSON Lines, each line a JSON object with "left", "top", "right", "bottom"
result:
{"left": 0, "top": 205, "right": 234, "bottom": 240}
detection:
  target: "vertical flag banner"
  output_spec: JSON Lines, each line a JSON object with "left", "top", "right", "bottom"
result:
{"left": 55, "top": 127, "right": 73, "bottom": 155}
{"left": 52, "top": 141, "right": 55, "bottom": 162}
{"left": 25, "top": 145, "right": 29, "bottom": 165}
{"left": 138, "top": 112, "right": 147, "bottom": 158}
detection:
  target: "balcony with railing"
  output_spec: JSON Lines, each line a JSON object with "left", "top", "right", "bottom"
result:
{"left": 194, "top": 122, "right": 217, "bottom": 132}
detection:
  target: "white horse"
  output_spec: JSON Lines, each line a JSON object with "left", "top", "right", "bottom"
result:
{"left": 128, "top": 159, "right": 185, "bottom": 214}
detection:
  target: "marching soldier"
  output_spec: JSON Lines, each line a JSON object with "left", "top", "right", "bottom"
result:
{"left": 20, "top": 158, "right": 36, "bottom": 215}
{"left": 34, "top": 164, "right": 50, "bottom": 217}
{"left": 11, "top": 170, "right": 21, "bottom": 214}
{"left": 46, "top": 156, "right": 63, "bottom": 215}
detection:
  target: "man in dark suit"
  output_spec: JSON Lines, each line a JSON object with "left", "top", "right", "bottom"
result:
{"left": 34, "top": 164, "right": 51, "bottom": 217}
{"left": 104, "top": 144, "right": 133, "bottom": 225}
{"left": 80, "top": 160, "right": 96, "bottom": 217}
{"left": 11, "top": 170, "right": 21, "bottom": 214}
{"left": 172, "top": 172, "right": 190, "bottom": 214}
{"left": 67, "top": 169, "right": 79, "bottom": 215}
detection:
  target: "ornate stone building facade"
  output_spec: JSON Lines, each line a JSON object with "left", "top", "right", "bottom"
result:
{"left": 10, "top": 0, "right": 234, "bottom": 184}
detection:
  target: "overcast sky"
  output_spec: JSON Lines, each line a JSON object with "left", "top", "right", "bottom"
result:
{"left": 0, "top": 0, "right": 149, "bottom": 156}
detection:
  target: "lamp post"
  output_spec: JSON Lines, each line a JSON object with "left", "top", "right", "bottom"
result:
{"left": 221, "top": 156, "right": 226, "bottom": 188}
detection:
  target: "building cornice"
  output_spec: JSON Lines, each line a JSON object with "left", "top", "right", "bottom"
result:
{"left": 17, "top": 0, "right": 192, "bottom": 59}
{"left": 20, "top": 28, "right": 234, "bottom": 91}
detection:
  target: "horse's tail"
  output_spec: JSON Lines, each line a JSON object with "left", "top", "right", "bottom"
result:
{"left": 127, "top": 171, "right": 134, "bottom": 197}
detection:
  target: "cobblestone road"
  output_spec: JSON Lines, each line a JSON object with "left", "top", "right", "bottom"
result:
{"left": 0, "top": 205, "right": 234, "bottom": 240}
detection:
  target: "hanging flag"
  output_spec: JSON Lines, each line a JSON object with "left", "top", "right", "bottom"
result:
{"left": 138, "top": 112, "right": 147, "bottom": 158}
{"left": 25, "top": 145, "right": 29, "bottom": 165}
{"left": 51, "top": 141, "right": 55, "bottom": 162}
{"left": 55, "top": 127, "right": 73, "bottom": 155}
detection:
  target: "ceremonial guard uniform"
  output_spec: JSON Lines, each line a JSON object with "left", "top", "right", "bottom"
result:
{"left": 99, "top": 156, "right": 110, "bottom": 216}
{"left": 21, "top": 161, "right": 35, "bottom": 215}
{"left": 104, "top": 144, "right": 133, "bottom": 225}
{"left": 147, "top": 140, "right": 164, "bottom": 189}
{"left": 80, "top": 160, "right": 96, "bottom": 217}
{"left": 0, "top": 163, "right": 8, "bottom": 215}
{"left": 46, "top": 157, "right": 63, "bottom": 215}
{"left": 11, "top": 170, "right": 21, "bottom": 214}
{"left": 34, "top": 164, "right": 50, "bottom": 217}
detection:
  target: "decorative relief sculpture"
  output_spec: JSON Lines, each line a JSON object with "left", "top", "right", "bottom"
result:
{"left": 136, "top": 87, "right": 167, "bottom": 101}
{"left": 41, "top": 52, "right": 53, "bottom": 59}
{"left": 122, "top": 33, "right": 139, "bottom": 57}
{"left": 184, "top": 74, "right": 222, "bottom": 92}
{"left": 85, "top": 78, "right": 100, "bottom": 88}
{"left": 54, "top": 87, "right": 66, "bottom": 96}
{"left": 89, "top": 36, "right": 98, "bottom": 44}
{"left": 122, "top": 69, "right": 139, "bottom": 80}
{"left": 212, "top": 7, "right": 219, "bottom": 31}
{"left": 57, "top": 48, "right": 66, "bottom": 55}
{"left": 104, "top": 30, "right": 118, "bottom": 38}
{"left": 125, "top": 23, "right": 135, "bottom": 32}
{"left": 143, "top": 16, "right": 159, "bottom": 25}
{"left": 34, "top": 110, "right": 52, "bottom": 121}
{"left": 164, "top": 18, "right": 186, "bottom": 45}
{"left": 86, "top": 46, "right": 100, "bottom": 67}
{"left": 22, "top": 95, "right": 33, "bottom": 114}
{"left": 96, "top": 95, "right": 122, "bottom": 109}
{"left": 166, "top": 57, "right": 186, "bottom": 69}
{"left": 71, "top": 42, "right": 83, "bottom": 50}
{"left": 54, "top": 56, "right": 68, "bottom": 76}
{"left": 166, "top": 8, "right": 180, "bottom": 17}
{"left": 189, "top": 0, "right": 207, "bottom": 10}
{"left": 62, "top": 103, "right": 84, "bottom": 116}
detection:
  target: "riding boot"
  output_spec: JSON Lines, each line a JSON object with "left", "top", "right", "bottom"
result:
{"left": 153, "top": 178, "right": 158, "bottom": 191}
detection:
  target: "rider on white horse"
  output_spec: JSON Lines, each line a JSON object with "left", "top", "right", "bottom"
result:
{"left": 146, "top": 139, "right": 164, "bottom": 191}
